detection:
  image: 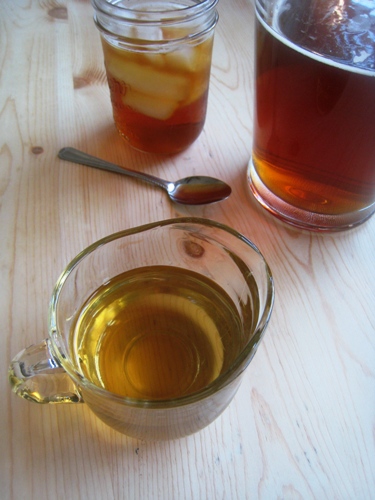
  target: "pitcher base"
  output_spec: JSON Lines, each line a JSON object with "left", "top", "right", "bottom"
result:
{"left": 247, "top": 160, "right": 375, "bottom": 232}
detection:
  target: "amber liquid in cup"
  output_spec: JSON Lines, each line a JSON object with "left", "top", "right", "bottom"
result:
{"left": 71, "top": 266, "right": 248, "bottom": 400}
{"left": 101, "top": 31, "right": 214, "bottom": 155}
{"left": 250, "top": 0, "right": 375, "bottom": 230}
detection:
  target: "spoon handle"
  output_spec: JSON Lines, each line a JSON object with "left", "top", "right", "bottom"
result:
{"left": 58, "top": 147, "right": 169, "bottom": 190}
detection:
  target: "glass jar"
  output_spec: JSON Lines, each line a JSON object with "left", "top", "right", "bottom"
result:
{"left": 92, "top": 0, "right": 219, "bottom": 154}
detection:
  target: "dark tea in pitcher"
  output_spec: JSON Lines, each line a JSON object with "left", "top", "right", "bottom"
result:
{"left": 250, "top": 0, "right": 375, "bottom": 229}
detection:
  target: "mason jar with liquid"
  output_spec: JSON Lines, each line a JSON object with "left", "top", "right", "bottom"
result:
{"left": 92, "top": 0, "right": 219, "bottom": 154}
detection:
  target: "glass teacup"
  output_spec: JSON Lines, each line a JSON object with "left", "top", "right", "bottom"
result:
{"left": 9, "top": 218, "right": 274, "bottom": 440}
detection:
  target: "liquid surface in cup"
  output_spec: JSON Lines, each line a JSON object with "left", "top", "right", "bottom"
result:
{"left": 101, "top": 29, "right": 214, "bottom": 154}
{"left": 252, "top": 0, "right": 375, "bottom": 216}
{"left": 70, "top": 266, "right": 247, "bottom": 400}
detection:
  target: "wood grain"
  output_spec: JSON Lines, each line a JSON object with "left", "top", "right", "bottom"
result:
{"left": 1, "top": 0, "right": 374, "bottom": 499}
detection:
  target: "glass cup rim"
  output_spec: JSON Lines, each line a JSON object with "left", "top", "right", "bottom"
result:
{"left": 48, "top": 217, "right": 275, "bottom": 408}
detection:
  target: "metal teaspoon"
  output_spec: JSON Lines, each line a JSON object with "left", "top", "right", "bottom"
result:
{"left": 58, "top": 147, "right": 231, "bottom": 205}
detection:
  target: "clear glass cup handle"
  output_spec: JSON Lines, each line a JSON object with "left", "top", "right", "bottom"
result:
{"left": 8, "top": 339, "right": 83, "bottom": 404}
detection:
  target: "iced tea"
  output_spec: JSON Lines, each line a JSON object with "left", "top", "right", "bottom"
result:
{"left": 101, "top": 30, "right": 214, "bottom": 154}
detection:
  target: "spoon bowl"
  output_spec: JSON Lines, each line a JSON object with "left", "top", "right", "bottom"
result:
{"left": 58, "top": 148, "right": 231, "bottom": 205}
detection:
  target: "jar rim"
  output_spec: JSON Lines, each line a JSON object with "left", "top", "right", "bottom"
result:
{"left": 92, "top": 0, "right": 219, "bottom": 45}
{"left": 92, "top": 0, "right": 219, "bottom": 23}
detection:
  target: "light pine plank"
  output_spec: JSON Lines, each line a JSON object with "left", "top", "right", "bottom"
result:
{"left": 1, "top": 1, "right": 374, "bottom": 499}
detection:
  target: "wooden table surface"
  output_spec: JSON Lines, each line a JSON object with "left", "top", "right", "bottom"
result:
{"left": 1, "top": 1, "right": 374, "bottom": 498}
